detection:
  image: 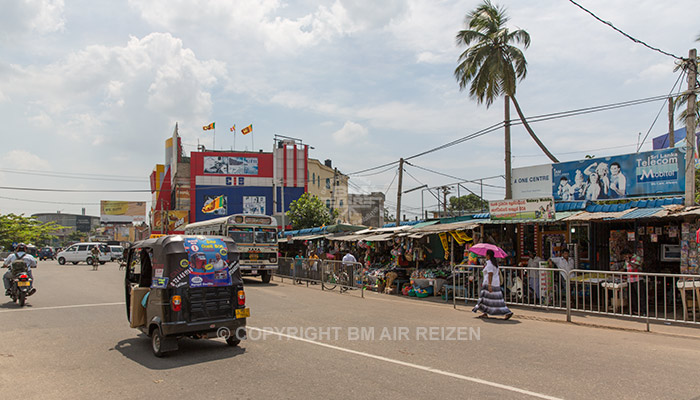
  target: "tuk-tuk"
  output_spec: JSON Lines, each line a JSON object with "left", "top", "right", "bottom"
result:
{"left": 124, "top": 235, "right": 249, "bottom": 357}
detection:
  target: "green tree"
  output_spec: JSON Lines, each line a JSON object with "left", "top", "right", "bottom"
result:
{"left": 66, "top": 230, "right": 87, "bottom": 245}
{"left": 449, "top": 194, "right": 489, "bottom": 212}
{"left": 454, "top": 0, "right": 558, "bottom": 163}
{"left": 0, "top": 213, "right": 65, "bottom": 249}
{"left": 286, "top": 193, "right": 338, "bottom": 230}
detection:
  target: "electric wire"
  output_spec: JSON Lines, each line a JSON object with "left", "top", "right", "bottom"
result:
{"left": 567, "top": 0, "right": 684, "bottom": 60}
{"left": 0, "top": 195, "right": 151, "bottom": 206}
{"left": 383, "top": 170, "right": 399, "bottom": 196}
{"left": 405, "top": 162, "right": 505, "bottom": 189}
{"left": 513, "top": 142, "right": 637, "bottom": 158}
{"left": 637, "top": 72, "right": 686, "bottom": 151}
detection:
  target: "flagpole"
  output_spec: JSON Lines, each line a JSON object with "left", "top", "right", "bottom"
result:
{"left": 234, "top": 128, "right": 236, "bottom": 151}
{"left": 251, "top": 126, "right": 254, "bottom": 151}
{"left": 213, "top": 127, "right": 216, "bottom": 150}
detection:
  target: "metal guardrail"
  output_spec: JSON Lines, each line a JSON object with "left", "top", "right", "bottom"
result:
{"left": 566, "top": 269, "right": 700, "bottom": 328}
{"left": 278, "top": 259, "right": 700, "bottom": 328}
{"left": 275, "top": 257, "right": 364, "bottom": 297}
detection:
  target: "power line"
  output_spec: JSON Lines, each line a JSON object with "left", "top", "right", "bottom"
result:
{"left": 567, "top": 0, "right": 684, "bottom": 60}
{"left": 348, "top": 90, "right": 683, "bottom": 177}
{"left": 637, "top": 71, "right": 685, "bottom": 151}
{"left": 0, "top": 169, "right": 148, "bottom": 182}
{"left": 0, "top": 195, "right": 152, "bottom": 206}
{"left": 383, "top": 170, "right": 399, "bottom": 196}
{"left": 0, "top": 168, "right": 147, "bottom": 180}
{"left": 513, "top": 142, "right": 637, "bottom": 158}
{"left": 405, "top": 162, "right": 505, "bottom": 189}
{"left": 352, "top": 163, "right": 400, "bottom": 177}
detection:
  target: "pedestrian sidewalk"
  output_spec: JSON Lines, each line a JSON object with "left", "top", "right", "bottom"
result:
{"left": 274, "top": 276, "right": 700, "bottom": 340}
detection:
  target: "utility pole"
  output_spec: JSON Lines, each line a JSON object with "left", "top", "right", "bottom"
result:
{"left": 442, "top": 186, "right": 449, "bottom": 217}
{"left": 505, "top": 95, "right": 512, "bottom": 199}
{"left": 396, "top": 158, "right": 404, "bottom": 225}
{"left": 685, "top": 48, "right": 697, "bottom": 207}
{"left": 668, "top": 96, "right": 675, "bottom": 147}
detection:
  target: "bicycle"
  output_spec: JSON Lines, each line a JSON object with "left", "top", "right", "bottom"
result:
{"left": 322, "top": 270, "right": 350, "bottom": 293}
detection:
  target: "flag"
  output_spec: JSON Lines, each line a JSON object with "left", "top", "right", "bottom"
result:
{"left": 230, "top": 124, "right": 236, "bottom": 133}
{"left": 241, "top": 124, "right": 252, "bottom": 135}
{"left": 203, "top": 122, "right": 215, "bottom": 131}
{"left": 202, "top": 195, "right": 225, "bottom": 213}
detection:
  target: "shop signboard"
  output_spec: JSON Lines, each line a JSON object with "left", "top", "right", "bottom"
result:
{"left": 489, "top": 197, "right": 555, "bottom": 221}
{"left": 511, "top": 164, "right": 552, "bottom": 199}
{"left": 75, "top": 216, "right": 92, "bottom": 232}
{"left": 100, "top": 200, "right": 146, "bottom": 223}
{"left": 551, "top": 147, "right": 686, "bottom": 201}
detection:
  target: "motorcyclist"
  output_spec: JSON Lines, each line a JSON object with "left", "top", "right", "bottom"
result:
{"left": 3, "top": 243, "right": 37, "bottom": 296}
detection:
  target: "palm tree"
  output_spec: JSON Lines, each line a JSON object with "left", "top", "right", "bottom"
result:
{"left": 454, "top": 1, "right": 559, "bottom": 183}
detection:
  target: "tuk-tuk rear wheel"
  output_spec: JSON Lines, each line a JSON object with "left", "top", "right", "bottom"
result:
{"left": 226, "top": 337, "right": 241, "bottom": 347}
{"left": 151, "top": 328, "right": 166, "bottom": 357}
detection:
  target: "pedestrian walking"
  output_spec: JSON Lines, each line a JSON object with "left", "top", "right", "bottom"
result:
{"left": 472, "top": 249, "right": 513, "bottom": 320}
{"left": 91, "top": 246, "right": 101, "bottom": 270}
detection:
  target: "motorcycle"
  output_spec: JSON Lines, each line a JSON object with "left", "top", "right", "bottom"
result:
{"left": 9, "top": 271, "right": 33, "bottom": 307}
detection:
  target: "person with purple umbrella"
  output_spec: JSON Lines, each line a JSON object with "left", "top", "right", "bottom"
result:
{"left": 472, "top": 249, "right": 513, "bottom": 320}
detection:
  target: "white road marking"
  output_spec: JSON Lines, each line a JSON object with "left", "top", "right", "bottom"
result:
{"left": 0, "top": 302, "right": 124, "bottom": 313}
{"left": 248, "top": 327, "right": 562, "bottom": 400}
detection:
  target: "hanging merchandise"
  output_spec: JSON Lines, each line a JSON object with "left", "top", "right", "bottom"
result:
{"left": 439, "top": 233, "right": 449, "bottom": 260}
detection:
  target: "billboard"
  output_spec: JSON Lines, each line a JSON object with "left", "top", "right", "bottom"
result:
{"left": 243, "top": 196, "right": 266, "bottom": 215}
{"left": 76, "top": 216, "right": 92, "bottom": 232}
{"left": 203, "top": 156, "right": 259, "bottom": 175}
{"left": 489, "top": 198, "right": 555, "bottom": 221}
{"left": 152, "top": 210, "right": 190, "bottom": 233}
{"left": 512, "top": 164, "right": 552, "bottom": 199}
{"left": 101, "top": 201, "right": 146, "bottom": 222}
{"left": 551, "top": 148, "right": 686, "bottom": 201}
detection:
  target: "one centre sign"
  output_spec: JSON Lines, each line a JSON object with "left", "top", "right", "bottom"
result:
{"left": 489, "top": 197, "right": 555, "bottom": 221}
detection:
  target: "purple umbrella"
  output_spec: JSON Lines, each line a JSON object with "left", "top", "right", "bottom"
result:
{"left": 469, "top": 243, "right": 508, "bottom": 259}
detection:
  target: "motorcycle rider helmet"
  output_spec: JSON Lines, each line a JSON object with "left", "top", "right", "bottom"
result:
{"left": 15, "top": 243, "right": 27, "bottom": 253}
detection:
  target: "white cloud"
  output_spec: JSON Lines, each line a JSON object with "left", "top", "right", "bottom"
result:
{"left": 332, "top": 121, "right": 368, "bottom": 144}
{"left": 0, "top": 0, "right": 65, "bottom": 40}
{"left": 0, "top": 150, "right": 51, "bottom": 171}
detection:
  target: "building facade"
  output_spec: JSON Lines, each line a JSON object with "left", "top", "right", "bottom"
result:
{"left": 307, "top": 159, "right": 349, "bottom": 223}
{"left": 32, "top": 212, "right": 100, "bottom": 245}
{"left": 348, "top": 192, "right": 385, "bottom": 228}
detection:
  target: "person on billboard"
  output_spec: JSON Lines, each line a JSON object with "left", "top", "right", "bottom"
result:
{"left": 584, "top": 162, "right": 609, "bottom": 199}
{"left": 557, "top": 177, "right": 574, "bottom": 201}
{"left": 609, "top": 162, "right": 627, "bottom": 198}
{"left": 212, "top": 253, "right": 227, "bottom": 271}
{"left": 572, "top": 170, "right": 586, "bottom": 200}
{"left": 584, "top": 172, "right": 602, "bottom": 200}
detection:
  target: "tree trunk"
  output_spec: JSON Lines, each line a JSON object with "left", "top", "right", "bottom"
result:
{"left": 510, "top": 95, "right": 560, "bottom": 163}
{"left": 505, "top": 96, "right": 512, "bottom": 199}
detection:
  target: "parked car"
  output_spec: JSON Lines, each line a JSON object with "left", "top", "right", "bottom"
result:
{"left": 109, "top": 245, "right": 124, "bottom": 261}
{"left": 38, "top": 247, "right": 55, "bottom": 260}
{"left": 56, "top": 243, "right": 111, "bottom": 265}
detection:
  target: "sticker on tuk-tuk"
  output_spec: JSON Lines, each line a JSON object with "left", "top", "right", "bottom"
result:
{"left": 184, "top": 237, "right": 232, "bottom": 288}
{"left": 151, "top": 277, "right": 169, "bottom": 288}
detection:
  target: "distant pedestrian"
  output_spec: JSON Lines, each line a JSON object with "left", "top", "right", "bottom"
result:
{"left": 91, "top": 246, "right": 101, "bottom": 270}
{"left": 472, "top": 249, "right": 513, "bottom": 320}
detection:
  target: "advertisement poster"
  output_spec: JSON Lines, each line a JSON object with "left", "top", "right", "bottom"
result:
{"left": 100, "top": 200, "right": 147, "bottom": 222}
{"left": 243, "top": 196, "right": 266, "bottom": 215}
{"left": 552, "top": 148, "right": 685, "bottom": 201}
{"left": 183, "top": 237, "right": 232, "bottom": 288}
{"left": 489, "top": 197, "right": 555, "bottom": 221}
{"left": 511, "top": 164, "right": 552, "bottom": 199}
{"left": 203, "top": 156, "right": 259, "bottom": 175}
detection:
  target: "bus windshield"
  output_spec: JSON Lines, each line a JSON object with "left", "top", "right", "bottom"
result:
{"left": 228, "top": 227, "right": 254, "bottom": 244}
{"left": 255, "top": 228, "right": 277, "bottom": 244}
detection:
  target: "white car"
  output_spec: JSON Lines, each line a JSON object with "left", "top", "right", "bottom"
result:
{"left": 57, "top": 243, "right": 111, "bottom": 265}
{"left": 109, "top": 245, "right": 124, "bottom": 261}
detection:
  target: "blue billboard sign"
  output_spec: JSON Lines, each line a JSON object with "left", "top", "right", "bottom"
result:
{"left": 552, "top": 148, "right": 686, "bottom": 201}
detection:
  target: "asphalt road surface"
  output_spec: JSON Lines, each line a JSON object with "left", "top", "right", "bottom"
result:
{"left": 2, "top": 260, "right": 700, "bottom": 399}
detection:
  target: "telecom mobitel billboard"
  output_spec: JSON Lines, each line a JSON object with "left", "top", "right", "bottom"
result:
{"left": 551, "top": 148, "right": 686, "bottom": 201}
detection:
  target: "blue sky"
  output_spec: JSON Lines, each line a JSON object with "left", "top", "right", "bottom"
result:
{"left": 0, "top": 0, "right": 698, "bottom": 219}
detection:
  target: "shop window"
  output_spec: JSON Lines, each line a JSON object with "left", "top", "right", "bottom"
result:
{"left": 570, "top": 224, "right": 590, "bottom": 261}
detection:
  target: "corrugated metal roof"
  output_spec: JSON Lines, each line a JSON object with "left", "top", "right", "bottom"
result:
{"left": 563, "top": 209, "right": 635, "bottom": 221}
{"left": 607, "top": 207, "right": 665, "bottom": 220}
{"left": 556, "top": 201, "right": 587, "bottom": 212}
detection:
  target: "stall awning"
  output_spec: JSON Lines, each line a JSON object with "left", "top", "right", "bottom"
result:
{"left": 408, "top": 221, "right": 480, "bottom": 235}
{"left": 289, "top": 234, "right": 328, "bottom": 240}
{"left": 476, "top": 211, "right": 578, "bottom": 225}
{"left": 562, "top": 209, "right": 634, "bottom": 221}
{"left": 363, "top": 233, "right": 395, "bottom": 242}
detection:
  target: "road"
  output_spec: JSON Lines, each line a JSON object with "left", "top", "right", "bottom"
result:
{"left": 1, "top": 260, "right": 699, "bottom": 399}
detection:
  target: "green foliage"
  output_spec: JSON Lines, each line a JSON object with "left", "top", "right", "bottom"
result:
{"left": 448, "top": 194, "right": 489, "bottom": 211}
{"left": 66, "top": 230, "right": 87, "bottom": 244}
{"left": 0, "top": 213, "right": 66, "bottom": 249}
{"left": 286, "top": 193, "right": 338, "bottom": 230}
{"left": 454, "top": 0, "right": 530, "bottom": 106}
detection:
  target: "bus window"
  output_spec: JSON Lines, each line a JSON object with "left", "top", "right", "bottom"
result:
{"left": 255, "top": 228, "right": 277, "bottom": 244}
{"left": 228, "top": 227, "right": 254, "bottom": 244}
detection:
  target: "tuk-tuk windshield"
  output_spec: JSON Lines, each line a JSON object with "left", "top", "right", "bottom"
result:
{"left": 228, "top": 227, "right": 254, "bottom": 244}
{"left": 254, "top": 228, "right": 277, "bottom": 244}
